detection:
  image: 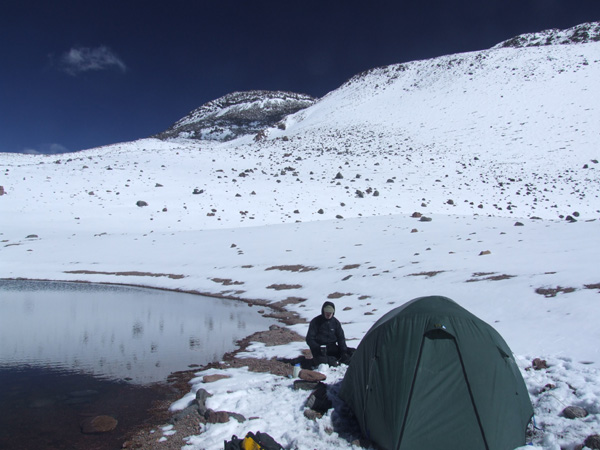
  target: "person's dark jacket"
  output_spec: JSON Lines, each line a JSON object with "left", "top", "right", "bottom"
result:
{"left": 306, "top": 301, "right": 348, "bottom": 356}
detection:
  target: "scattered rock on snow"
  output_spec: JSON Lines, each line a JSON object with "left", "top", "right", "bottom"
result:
{"left": 532, "top": 358, "right": 548, "bottom": 370}
{"left": 171, "top": 404, "right": 200, "bottom": 424}
{"left": 227, "top": 412, "right": 246, "bottom": 423}
{"left": 203, "top": 374, "right": 231, "bottom": 383}
{"left": 204, "top": 410, "right": 230, "bottom": 424}
{"left": 303, "top": 409, "right": 322, "bottom": 420}
{"left": 585, "top": 435, "right": 600, "bottom": 449}
{"left": 298, "top": 369, "right": 326, "bottom": 382}
{"left": 194, "top": 388, "right": 212, "bottom": 416}
{"left": 479, "top": 250, "right": 491, "bottom": 256}
{"left": 136, "top": 200, "right": 148, "bottom": 207}
{"left": 540, "top": 383, "right": 556, "bottom": 393}
{"left": 562, "top": 406, "right": 589, "bottom": 419}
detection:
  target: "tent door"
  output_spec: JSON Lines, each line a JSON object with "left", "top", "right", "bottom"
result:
{"left": 398, "top": 329, "right": 488, "bottom": 450}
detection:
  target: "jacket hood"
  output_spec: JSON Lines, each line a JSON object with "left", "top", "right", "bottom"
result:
{"left": 321, "top": 301, "right": 336, "bottom": 316}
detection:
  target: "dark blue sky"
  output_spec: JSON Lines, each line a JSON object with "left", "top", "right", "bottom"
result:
{"left": 1, "top": 0, "right": 599, "bottom": 154}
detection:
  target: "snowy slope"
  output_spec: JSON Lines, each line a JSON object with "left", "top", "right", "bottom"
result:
{"left": 1, "top": 22, "right": 600, "bottom": 450}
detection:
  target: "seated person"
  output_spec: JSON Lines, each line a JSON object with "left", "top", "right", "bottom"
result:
{"left": 306, "top": 301, "right": 353, "bottom": 367}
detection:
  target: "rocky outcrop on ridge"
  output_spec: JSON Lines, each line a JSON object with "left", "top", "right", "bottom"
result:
{"left": 154, "top": 90, "right": 316, "bottom": 142}
{"left": 494, "top": 21, "right": 600, "bottom": 49}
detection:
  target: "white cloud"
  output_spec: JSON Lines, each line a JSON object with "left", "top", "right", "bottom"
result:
{"left": 57, "top": 46, "right": 127, "bottom": 76}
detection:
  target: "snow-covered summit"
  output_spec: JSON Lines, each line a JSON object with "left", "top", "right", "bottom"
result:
{"left": 494, "top": 21, "right": 600, "bottom": 49}
{"left": 154, "top": 90, "right": 315, "bottom": 141}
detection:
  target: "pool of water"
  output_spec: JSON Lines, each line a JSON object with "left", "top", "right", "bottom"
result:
{"left": 0, "top": 279, "right": 275, "bottom": 450}
{"left": 0, "top": 279, "right": 274, "bottom": 384}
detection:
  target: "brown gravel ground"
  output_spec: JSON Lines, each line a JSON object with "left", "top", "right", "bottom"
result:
{"left": 121, "top": 325, "right": 307, "bottom": 449}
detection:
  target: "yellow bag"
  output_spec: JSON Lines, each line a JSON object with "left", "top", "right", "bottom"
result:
{"left": 224, "top": 431, "right": 283, "bottom": 450}
{"left": 241, "top": 436, "right": 262, "bottom": 450}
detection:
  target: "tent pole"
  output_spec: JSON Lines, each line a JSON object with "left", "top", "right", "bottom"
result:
{"left": 396, "top": 334, "right": 426, "bottom": 450}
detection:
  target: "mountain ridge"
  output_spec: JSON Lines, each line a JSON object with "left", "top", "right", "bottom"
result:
{"left": 494, "top": 21, "right": 600, "bottom": 48}
{"left": 154, "top": 21, "right": 600, "bottom": 144}
{"left": 154, "top": 90, "right": 315, "bottom": 142}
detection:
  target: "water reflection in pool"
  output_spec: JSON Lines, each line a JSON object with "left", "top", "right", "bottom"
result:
{"left": 0, "top": 280, "right": 274, "bottom": 384}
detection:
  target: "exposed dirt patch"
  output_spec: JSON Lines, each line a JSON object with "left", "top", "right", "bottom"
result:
{"left": 535, "top": 286, "right": 577, "bottom": 297}
{"left": 219, "top": 289, "right": 246, "bottom": 296}
{"left": 327, "top": 292, "right": 353, "bottom": 299}
{"left": 466, "top": 274, "right": 516, "bottom": 282}
{"left": 270, "top": 297, "right": 307, "bottom": 308}
{"left": 211, "top": 278, "right": 244, "bottom": 286}
{"left": 342, "top": 264, "right": 361, "bottom": 270}
{"left": 266, "top": 283, "right": 302, "bottom": 290}
{"left": 472, "top": 272, "right": 496, "bottom": 277}
{"left": 240, "top": 325, "right": 306, "bottom": 348}
{"left": 407, "top": 271, "right": 445, "bottom": 278}
{"left": 196, "top": 326, "right": 305, "bottom": 377}
{"left": 265, "top": 265, "right": 318, "bottom": 272}
{"left": 262, "top": 310, "right": 306, "bottom": 323}
{"left": 584, "top": 283, "right": 600, "bottom": 291}
{"left": 64, "top": 270, "right": 185, "bottom": 279}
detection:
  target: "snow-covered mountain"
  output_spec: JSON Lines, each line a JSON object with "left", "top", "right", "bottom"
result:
{"left": 154, "top": 90, "right": 315, "bottom": 141}
{"left": 2, "top": 22, "right": 600, "bottom": 450}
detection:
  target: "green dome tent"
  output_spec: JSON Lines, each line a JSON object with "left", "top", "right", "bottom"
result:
{"left": 339, "top": 296, "right": 533, "bottom": 450}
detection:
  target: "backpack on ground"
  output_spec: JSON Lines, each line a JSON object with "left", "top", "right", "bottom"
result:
{"left": 223, "top": 431, "right": 284, "bottom": 450}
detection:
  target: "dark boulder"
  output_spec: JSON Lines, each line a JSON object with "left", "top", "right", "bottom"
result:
{"left": 562, "top": 406, "right": 589, "bottom": 419}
